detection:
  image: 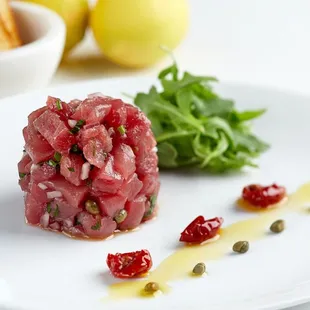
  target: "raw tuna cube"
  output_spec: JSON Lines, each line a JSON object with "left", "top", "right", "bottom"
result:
{"left": 119, "top": 173, "right": 143, "bottom": 201}
{"left": 25, "top": 192, "right": 46, "bottom": 225}
{"left": 125, "top": 105, "right": 154, "bottom": 147}
{"left": 78, "top": 212, "right": 117, "bottom": 239}
{"left": 69, "top": 99, "right": 82, "bottom": 110}
{"left": 18, "top": 154, "right": 32, "bottom": 175}
{"left": 33, "top": 110, "right": 76, "bottom": 154}
{"left": 49, "top": 198, "right": 81, "bottom": 220}
{"left": 98, "top": 194, "right": 127, "bottom": 217}
{"left": 31, "top": 163, "right": 57, "bottom": 183}
{"left": 139, "top": 173, "right": 160, "bottom": 197}
{"left": 29, "top": 183, "right": 48, "bottom": 204}
{"left": 71, "top": 96, "right": 112, "bottom": 125}
{"left": 60, "top": 154, "right": 84, "bottom": 186}
{"left": 126, "top": 104, "right": 151, "bottom": 127}
{"left": 91, "top": 156, "right": 123, "bottom": 193}
{"left": 19, "top": 175, "right": 31, "bottom": 192}
{"left": 46, "top": 96, "right": 74, "bottom": 120}
{"left": 136, "top": 151, "right": 158, "bottom": 176}
{"left": 79, "top": 125, "right": 112, "bottom": 150}
{"left": 51, "top": 176, "right": 88, "bottom": 208}
{"left": 23, "top": 125, "right": 54, "bottom": 163}
{"left": 118, "top": 196, "right": 146, "bottom": 231}
{"left": 79, "top": 125, "right": 112, "bottom": 168}
{"left": 105, "top": 99, "right": 127, "bottom": 127}
{"left": 112, "top": 143, "right": 136, "bottom": 179}
{"left": 125, "top": 107, "right": 156, "bottom": 157}
{"left": 28, "top": 106, "right": 47, "bottom": 123}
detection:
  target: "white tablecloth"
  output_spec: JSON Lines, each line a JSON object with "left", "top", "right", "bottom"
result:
{"left": 52, "top": 1, "right": 310, "bottom": 309}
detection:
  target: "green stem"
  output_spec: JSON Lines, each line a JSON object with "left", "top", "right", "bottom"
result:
{"left": 152, "top": 101, "right": 205, "bottom": 133}
{"left": 156, "top": 130, "right": 196, "bottom": 143}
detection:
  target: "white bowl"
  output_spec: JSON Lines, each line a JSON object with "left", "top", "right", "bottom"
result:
{"left": 0, "top": 1, "right": 66, "bottom": 98}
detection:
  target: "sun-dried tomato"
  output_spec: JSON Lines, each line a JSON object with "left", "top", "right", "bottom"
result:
{"left": 106, "top": 249, "right": 152, "bottom": 278}
{"left": 179, "top": 216, "right": 223, "bottom": 244}
{"left": 242, "top": 183, "right": 286, "bottom": 208}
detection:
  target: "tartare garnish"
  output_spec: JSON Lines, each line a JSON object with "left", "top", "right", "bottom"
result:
{"left": 107, "top": 249, "right": 153, "bottom": 279}
{"left": 192, "top": 262, "right": 206, "bottom": 276}
{"left": 46, "top": 202, "right": 52, "bottom": 214}
{"left": 117, "top": 125, "right": 126, "bottom": 135}
{"left": 53, "top": 205, "right": 60, "bottom": 218}
{"left": 85, "top": 200, "right": 100, "bottom": 215}
{"left": 232, "top": 241, "right": 249, "bottom": 254}
{"left": 19, "top": 172, "right": 27, "bottom": 178}
{"left": 91, "top": 220, "right": 101, "bottom": 231}
{"left": 47, "top": 159, "right": 58, "bottom": 168}
{"left": 144, "top": 195, "right": 157, "bottom": 219}
{"left": 55, "top": 99, "right": 63, "bottom": 111}
{"left": 270, "top": 219, "right": 285, "bottom": 233}
{"left": 179, "top": 216, "right": 223, "bottom": 244}
{"left": 54, "top": 151, "right": 62, "bottom": 162}
{"left": 144, "top": 282, "right": 160, "bottom": 294}
{"left": 70, "top": 119, "right": 85, "bottom": 134}
{"left": 70, "top": 144, "right": 81, "bottom": 153}
{"left": 242, "top": 184, "right": 286, "bottom": 208}
{"left": 114, "top": 209, "right": 127, "bottom": 224}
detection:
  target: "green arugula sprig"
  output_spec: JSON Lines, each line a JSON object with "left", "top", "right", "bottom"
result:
{"left": 134, "top": 60, "right": 269, "bottom": 172}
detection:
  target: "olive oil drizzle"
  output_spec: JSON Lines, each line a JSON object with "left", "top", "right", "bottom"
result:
{"left": 105, "top": 182, "right": 310, "bottom": 300}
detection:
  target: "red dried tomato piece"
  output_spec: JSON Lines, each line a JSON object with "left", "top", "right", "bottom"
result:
{"left": 106, "top": 249, "right": 152, "bottom": 278}
{"left": 179, "top": 216, "right": 223, "bottom": 244}
{"left": 242, "top": 183, "right": 286, "bottom": 208}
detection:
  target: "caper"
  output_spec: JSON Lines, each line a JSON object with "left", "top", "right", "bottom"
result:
{"left": 144, "top": 282, "right": 160, "bottom": 293}
{"left": 192, "top": 262, "right": 206, "bottom": 276}
{"left": 114, "top": 209, "right": 127, "bottom": 223}
{"left": 270, "top": 219, "right": 285, "bottom": 233}
{"left": 85, "top": 200, "right": 100, "bottom": 215}
{"left": 233, "top": 241, "right": 249, "bottom": 254}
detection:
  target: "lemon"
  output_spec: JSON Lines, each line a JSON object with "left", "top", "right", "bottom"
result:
{"left": 22, "top": 0, "right": 89, "bottom": 55}
{"left": 90, "top": 0, "right": 189, "bottom": 68}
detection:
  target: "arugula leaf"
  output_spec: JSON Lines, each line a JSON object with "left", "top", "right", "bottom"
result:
{"left": 176, "top": 88, "right": 193, "bottom": 115}
{"left": 230, "top": 109, "right": 266, "bottom": 122}
{"left": 134, "top": 59, "right": 269, "bottom": 172}
{"left": 160, "top": 72, "right": 217, "bottom": 98}
{"left": 158, "top": 63, "right": 178, "bottom": 81}
{"left": 157, "top": 142, "right": 178, "bottom": 168}
{"left": 233, "top": 130, "right": 269, "bottom": 154}
{"left": 200, "top": 133, "right": 229, "bottom": 168}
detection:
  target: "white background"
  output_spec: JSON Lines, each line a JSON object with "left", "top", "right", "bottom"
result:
{"left": 52, "top": 1, "right": 310, "bottom": 309}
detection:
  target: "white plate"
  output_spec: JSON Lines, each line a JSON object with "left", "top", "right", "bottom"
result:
{"left": 1, "top": 78, "right": 310, "bottom": 310}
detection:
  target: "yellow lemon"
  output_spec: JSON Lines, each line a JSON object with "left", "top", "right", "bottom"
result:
{"left": 22, "top": 0, "right": 89, "bottom": 55}
{"left": 90, "top": 0, "right": 189, "bottom": 68}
